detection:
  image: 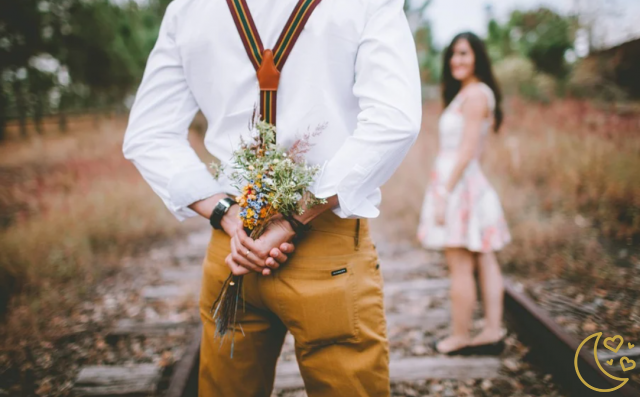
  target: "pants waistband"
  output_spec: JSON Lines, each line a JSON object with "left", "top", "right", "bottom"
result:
{"left": 307, "top": 211, "right": 366, "bottom": 236}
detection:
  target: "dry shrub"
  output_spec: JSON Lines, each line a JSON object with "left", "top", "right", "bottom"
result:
{"left": 485, "top": 98, "right": 639, "bottom": 283}
{"left": 0, "top": 117, "right": 205, "bottom": 337}
{"left": 531, "top": 73, "right": 557, "bottom": 102}
{"left": 568, "top": 58, "right": 628, "bottom": 101}
{"left": 493, "top": 56, "right": 557, "bottom": 102}
{"left": 486, "top": 98, "right": 640, "bottom": 241}
{"left": 493, "top": 56, "right": 536, "bottom": 96}
{"left": 380, "top": 98, "right": 640, "bottom": 287}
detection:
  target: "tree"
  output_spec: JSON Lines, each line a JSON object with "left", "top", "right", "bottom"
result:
{"left": 0, "top": 0, "right": 46, "bottom": 139}
{"left": 486, "top": 8, "right": 576, "bottom": 78}
{"left": 403, "top": 0, "right": 440, "bottom": 84}
{"left": 0, "top": 0, "right": 171, "bottom": 140}
{"left": 509, "top": 8, "right": 575, "bottom": 77}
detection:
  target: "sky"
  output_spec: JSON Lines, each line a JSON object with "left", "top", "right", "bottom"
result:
{"left": 424, "top": 0, "right": 640, "bottom": 50}
{"left": 117, "top": 0, "right": 640, "bottom": 51}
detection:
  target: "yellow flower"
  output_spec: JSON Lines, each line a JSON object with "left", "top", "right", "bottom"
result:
{"left": 246, "top": 208, "right": 255, "bottom": 218}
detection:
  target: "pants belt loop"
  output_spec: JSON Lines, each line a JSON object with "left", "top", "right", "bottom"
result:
{"left": 354, "top": 219, "right": 360, "bottom": 251}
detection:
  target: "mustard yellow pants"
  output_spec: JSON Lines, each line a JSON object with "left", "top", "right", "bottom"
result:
{"left": 198, "top": 212, "right": 390, "bottom": 397}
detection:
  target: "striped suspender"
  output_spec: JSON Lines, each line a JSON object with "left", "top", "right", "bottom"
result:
{"left": 226, "top": 0, "right": 322, "bottom": 126}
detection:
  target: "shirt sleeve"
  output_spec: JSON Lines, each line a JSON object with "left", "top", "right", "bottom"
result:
{"left": 122, "top": 2, "right": 224, "bottom": 221}
{"left": 309, "top": 0, "right": 422, "bottom": 218}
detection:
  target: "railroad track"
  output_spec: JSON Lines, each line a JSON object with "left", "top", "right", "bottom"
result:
{"left": 70, "top": 230, "right": 640, "bottom": 397}
{"left": 504, "top": 282, "right": 640, "bottom": 397}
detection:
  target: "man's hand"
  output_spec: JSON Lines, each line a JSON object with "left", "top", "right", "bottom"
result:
{"left": 190, "top": 194, "right": 342, "bottom": 276}
{"left": 228, "top": 218, "right": 296, "bottom": 276}
{"left": 220, "top": 204, "right": 242, "bottom": 237}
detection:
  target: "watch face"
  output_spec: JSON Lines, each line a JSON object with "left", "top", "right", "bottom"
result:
{"left": 220, "top": 200, "right": 230, "bottom": 210}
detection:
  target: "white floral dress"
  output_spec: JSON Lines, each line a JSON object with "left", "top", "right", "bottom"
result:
{"left": 417, "top": 83, "right": 511, "bottom": 253}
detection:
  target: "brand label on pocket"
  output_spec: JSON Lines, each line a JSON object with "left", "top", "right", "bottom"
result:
{"left": 331, "top": 268, "right": 347, "bottom": 276}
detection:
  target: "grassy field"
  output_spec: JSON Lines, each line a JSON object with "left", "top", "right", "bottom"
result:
{"left": 0, "top": 115, "right": 210, "bottom": 344}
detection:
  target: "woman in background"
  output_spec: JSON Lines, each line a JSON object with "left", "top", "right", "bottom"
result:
{"left": 417, "top": 32, "right": 511, "bottom": 355}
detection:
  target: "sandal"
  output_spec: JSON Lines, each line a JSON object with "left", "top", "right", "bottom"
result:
{"left": 465, "top": 339, "right": 506, "bottom": 356}
{"left": 431, "top": 339, "right": 474, "bottom": 356}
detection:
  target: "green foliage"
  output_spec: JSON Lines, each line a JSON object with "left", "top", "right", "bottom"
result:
{"left": 0, "top": 0, "right": 169, "bottom": 139}
{"left": 486, "top": 7, "right": 576, "bottom": 78}
{"left": 414, "top": 24, "right": 441, "bottom": 84}
{"left": 60, "top": 1, "right": 161, "bottom": 103}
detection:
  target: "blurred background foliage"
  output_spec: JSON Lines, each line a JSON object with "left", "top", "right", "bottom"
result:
{"left": 0, "top": 0, "right": 172, "bottom": 141}
{"left": 1, "top": 0, "right": 638, "bottom": 141}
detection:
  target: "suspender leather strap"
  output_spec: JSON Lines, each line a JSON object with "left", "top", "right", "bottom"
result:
{"left": 226, "top": 0, "right": 322, "bottom": 125}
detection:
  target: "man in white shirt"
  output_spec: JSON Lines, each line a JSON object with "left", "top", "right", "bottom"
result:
{"left": 123, "top": 0, "right": 421, "bottom": 395}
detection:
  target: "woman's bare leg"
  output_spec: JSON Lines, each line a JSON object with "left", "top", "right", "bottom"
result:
{"left": 471, "top": 251, "right": 504, "bottom": 345}
{"left": 436, "top": 248, "right": 476, "bottom": 353}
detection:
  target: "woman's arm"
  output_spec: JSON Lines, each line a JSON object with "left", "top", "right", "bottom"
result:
{"left": 434, "top": 86, "right": 488, "bottom": 225}
{"left": 444, "top": 87, "right": 488, "bottom": 193}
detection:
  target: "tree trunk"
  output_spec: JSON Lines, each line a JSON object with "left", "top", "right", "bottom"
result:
{"left": 58, "top": 92, "right": 67, "bottom": 133}
{"left": 12, "top": 80, "right": 28, "bottom": 139}
{"left": 34, "top": 94, "right": 44, "bottom": 135}
{"left": 0, "top": 88, "right": 6, "bottom": 142}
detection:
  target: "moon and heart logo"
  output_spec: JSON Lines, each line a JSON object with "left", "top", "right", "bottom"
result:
{"left": 603, "top": 336, "right": 623, "bottom": 353}
{"left": 575, "top": 332, "right": 637, "bottom": 392}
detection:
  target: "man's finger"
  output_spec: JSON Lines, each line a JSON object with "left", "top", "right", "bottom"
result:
{"left": 233, "top": 233, "right": 267, "bottom": 268}
{"left": 231, "top": 251, "right": 263, "bottom": 273}
{"left": 231, "top": 238, "right": 264, "bottom": 273}
{"left": 265, "top": 257, "right": 280, "bottom": 269}
{"left": 236, "top": 229, "right": 269, "bottom": 259}
{"left": 279, "top": 242, "right": 295, "bottom": 254}
{"left": 264, "top": 255, "right": 280, "bottom": 269}
{"left": 269, "top": 247, "right": 288, "bottom": 264}
{"left": 225, "top": 254, "right": 250, "bottom": 276}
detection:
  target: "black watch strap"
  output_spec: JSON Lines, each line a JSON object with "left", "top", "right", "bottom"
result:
{"left": 209, "top": 197, "right": 237, "bottom": 230}
{"left": 284, "top": 214, "right": 311, "bottom": 237}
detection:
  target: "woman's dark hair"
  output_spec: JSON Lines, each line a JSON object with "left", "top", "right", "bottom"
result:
{"left": 442, "top": 32, "right": 503, "bottom": 132}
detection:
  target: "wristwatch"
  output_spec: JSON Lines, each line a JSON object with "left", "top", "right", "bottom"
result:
{"left": 209, "top": 197, "right": 237, "bottom": 230}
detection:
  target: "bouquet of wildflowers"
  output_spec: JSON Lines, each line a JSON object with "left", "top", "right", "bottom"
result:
{"left": 209, "top": 118, "right": 325, "bottom": 355}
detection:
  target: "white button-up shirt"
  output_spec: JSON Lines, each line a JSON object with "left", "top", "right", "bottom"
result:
{"left": 123, "top": 0, "right": 422, "bottom": 221}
